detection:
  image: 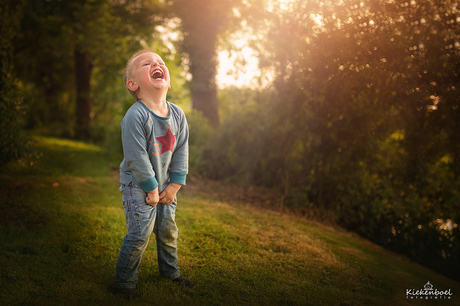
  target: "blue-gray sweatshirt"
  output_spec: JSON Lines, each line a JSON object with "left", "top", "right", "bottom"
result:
{"left": 119, "top": 100, "right": 189, "bottom": 192}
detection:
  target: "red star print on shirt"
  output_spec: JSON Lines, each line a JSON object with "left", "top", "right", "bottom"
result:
{"left": 155, "top": 127, "right": 176, "bottom": 155}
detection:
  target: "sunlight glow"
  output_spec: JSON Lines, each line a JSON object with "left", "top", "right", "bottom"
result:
{"left": 267, "top": 0, "right": 295, "bottom": 12}
{"left": 217, "top": 32, "right": 273, "bottom": 89}
{"left": 311, "top": 13, "right": 324, "bottom": 26}
{"left": 217, "top": 43, "right": 262, "bottom": 88}
{"left": 156, "top": 18, "right": 182, "bottom": 55}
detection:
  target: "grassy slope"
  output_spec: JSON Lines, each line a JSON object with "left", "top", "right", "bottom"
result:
{"left": 0, "top": 136, "right": 459, "bottom": 306}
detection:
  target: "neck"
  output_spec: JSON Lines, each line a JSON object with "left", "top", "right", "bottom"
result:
{"left": 137, "top": 87, "right": 170, "bottom": 116}
{"left": 139, "top": 96, "right": 166, "bottom": 107}
{"left": 138, "top": 87, "right": 167, "bottom": 103}
{"left": 139, "top": 97, "right": 169, "bottom": 117}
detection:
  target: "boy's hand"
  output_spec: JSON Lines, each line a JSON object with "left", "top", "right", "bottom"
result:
{"left": 146, "top": 188, "right": 159, "bottom": 207}
{"left": 159, "top": 183, "right": 182, "bottom": 205}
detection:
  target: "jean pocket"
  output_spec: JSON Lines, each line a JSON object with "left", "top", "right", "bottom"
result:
{"left": 119, "top": 182, "right": 127, "bottom": 193}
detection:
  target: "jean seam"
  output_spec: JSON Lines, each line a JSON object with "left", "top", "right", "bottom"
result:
{"left": 119, "top": 189, "right": 137, "bottom": 285}
{"left": 115, "top": 183, "right": 180, "bottom": 286}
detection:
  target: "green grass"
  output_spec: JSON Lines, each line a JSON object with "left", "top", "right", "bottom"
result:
{"left": 0, "top": 135, "right": 459, "bottom": 305}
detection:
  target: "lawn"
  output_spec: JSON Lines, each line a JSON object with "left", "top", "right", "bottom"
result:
{"left": 0, "top": 136, "right": 459, "bottom": 305}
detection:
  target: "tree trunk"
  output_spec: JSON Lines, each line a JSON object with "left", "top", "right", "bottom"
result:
{"left": 187, "top": 46, "right": 219, "bottom": 126}
{"left": 74, "top": 49, "right": 92, "bottom": 140}
{"left": 173, "top": 0, "right": 229, "bottom": 127}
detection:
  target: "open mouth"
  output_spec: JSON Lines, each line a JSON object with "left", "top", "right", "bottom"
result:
{"left": 151, "top": 69, "right": 164, "bottom": 80}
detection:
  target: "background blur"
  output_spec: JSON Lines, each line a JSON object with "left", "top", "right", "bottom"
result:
{"left": 1, "top": 0, "right": 459, "bottom": 281}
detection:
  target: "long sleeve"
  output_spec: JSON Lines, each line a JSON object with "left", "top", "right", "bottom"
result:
{"left": 169, "top": 110, "right": 189, "bottom": 185}
{"left": 121, "top": 108, "right": 158, "bottom": 192}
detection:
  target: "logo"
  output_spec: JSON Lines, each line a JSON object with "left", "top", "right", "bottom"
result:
{"left": 406, "top": 281, "right": 453, "bottom": 300}
{"left": 149, "top": 141, "right": 160, "bottom": 156}
{"left": 152, "top": 143, "right": 160, "bottom": 156}
{"left": 155, "top": 127, "right": 176, "bottom": 155}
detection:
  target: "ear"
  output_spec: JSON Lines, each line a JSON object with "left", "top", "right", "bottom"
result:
{"left": 127, "top": 80, "right": 139, "bottom": 92}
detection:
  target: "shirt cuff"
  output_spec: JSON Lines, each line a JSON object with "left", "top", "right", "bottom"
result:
{"left": 170, "top": 172, "right": 187, "bottom": 185}
{"left": 139, "top": 177, "right": 158, "bottom": 192}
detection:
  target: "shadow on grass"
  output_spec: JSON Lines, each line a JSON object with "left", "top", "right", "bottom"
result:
{"left": 0, "top": 136, "right": 126, "bottom": 305}
{"left": 1, "top": 136, "right": 460, "bottom": 306}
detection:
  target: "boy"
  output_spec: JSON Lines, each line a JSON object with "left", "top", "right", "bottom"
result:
{"left": 114, "top": 49, "right": 192, "bottom": 300}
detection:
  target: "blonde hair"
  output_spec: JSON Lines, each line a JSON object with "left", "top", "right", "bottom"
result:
{"left": 123, "top": 49, "right": 153, "bottom": 100}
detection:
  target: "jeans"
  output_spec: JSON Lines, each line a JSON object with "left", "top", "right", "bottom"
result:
{"left": 114, "top": 183, "right": 180, "bottom": 289}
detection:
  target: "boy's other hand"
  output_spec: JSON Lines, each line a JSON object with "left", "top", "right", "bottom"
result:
{"left": 146, "top": 188, "right": 159, "bottom": 206}
{"left": 159, "top": 183, "right": 182, "bottom": 205}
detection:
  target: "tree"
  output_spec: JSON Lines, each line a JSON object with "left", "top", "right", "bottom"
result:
{"left": 199, "top": 0, "right": 460, "bottom": 280}
{"left": 172, "top": 0, "right": 243, "bottom": 126}
{"left": 13, "top": 0, "right": 165, "bottom": 139}
{"left": 0, "top": 0, "right": 27, "bottom": 167}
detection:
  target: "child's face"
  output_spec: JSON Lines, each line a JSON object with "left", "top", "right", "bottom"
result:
{"left": 130, "top": 52, "right": 170, "bottom": 94}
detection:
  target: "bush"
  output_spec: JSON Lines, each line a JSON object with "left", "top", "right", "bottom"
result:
{"left": 0, "top": 0, "right": 28, "bottom": 169}
{"left": 195, "top": 83, "right": 460, "bottom": 281}
{"left": 186, "top": 110, "right": 215, "bottom": 177}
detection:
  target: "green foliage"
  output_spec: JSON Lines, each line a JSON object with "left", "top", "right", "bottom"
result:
{"left": 12, "top": 0, "right": 167, "bottom": 140}
{"left": 3, "top": 0, "right": 459, "bottom": 283}
{"left": 186, "top": 110, "right": 215, "bottom": 176}
{"left": 196, "top": 0, "right": 460, "bottom": 281}
{"left": 0, "top": 0, "right": 28, "bottom": 168}
{"left": 171, "top": 0, "right": 265, "bottom": 126}
{"left": 198, "top": 87, "right": 273, "bottom": 182}
{"left": 0, "top": 91, "right": 27, "bottom": 169}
